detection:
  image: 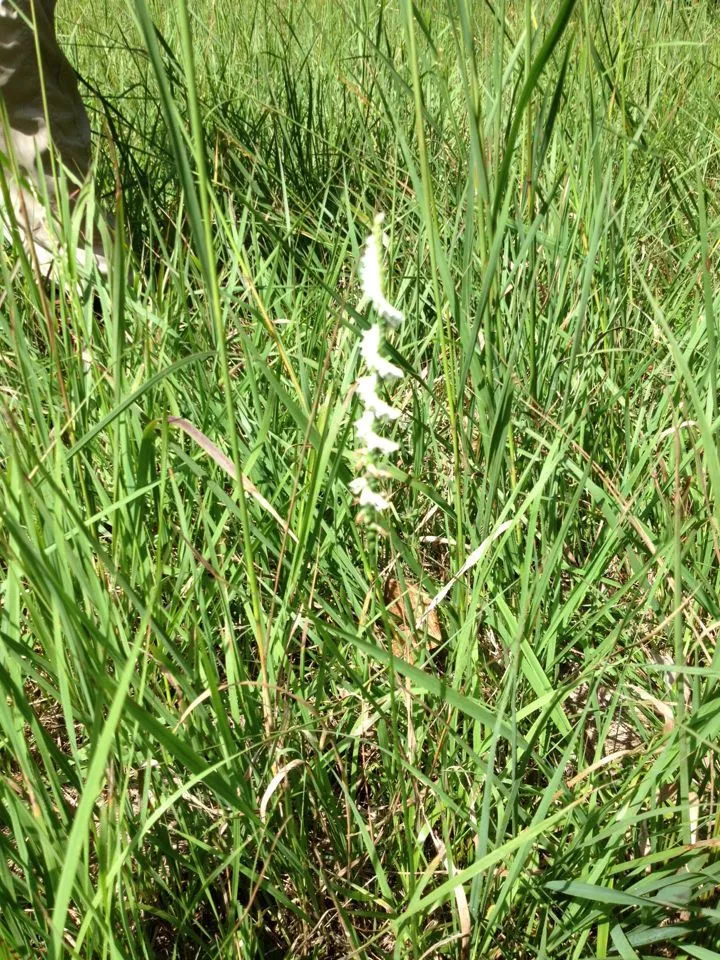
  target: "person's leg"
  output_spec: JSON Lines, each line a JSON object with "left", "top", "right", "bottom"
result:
{"left": 0, "top": 0, "right": 97, "bottom": 272}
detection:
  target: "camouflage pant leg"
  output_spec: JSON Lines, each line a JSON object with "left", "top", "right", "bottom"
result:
{"left": 0, "top": 0, "right": 93, "bottom": 269}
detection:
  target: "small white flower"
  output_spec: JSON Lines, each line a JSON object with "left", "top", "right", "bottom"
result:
{"left": 356, "top": 374, "right": 401, "bottom": 421}
{"left": 359, "top": 214, "right": 405, "bottom": 327}
{"left": 355, "top": 409, "right": 400, "bottom": 455}
{"left": 348, "top": 211, "right": 407, "bottom": 521}
{"left": 349, "top": 476, "right": 391, "bottom": 512}
{"left": 360, "top": 325, "right": 403, "bottom": 380}
{"left": 358, "top": 486, "right": 391, "bottom": 511}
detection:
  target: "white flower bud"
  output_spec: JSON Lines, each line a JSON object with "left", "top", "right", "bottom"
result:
{"left": 355, "top": 409, "right": 400, "bottom": 455}
{"left": 358, "top": 486, "right": 391, "bottom": 511}
{"left": 349, "top": 476, "right": 391, "bottom": 512}
{"left": 360, "top": 325, "right": 403, "bottom": 380}
{"left": 356, "top": 374, "right": 401, "bottom": 420}
{"left": 359, "top": 213, "right": 405, "bottom": 327}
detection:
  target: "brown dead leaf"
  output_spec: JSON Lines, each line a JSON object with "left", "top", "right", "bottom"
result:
{"left": 384, "top": 578, "right": 442, "bottom": 661}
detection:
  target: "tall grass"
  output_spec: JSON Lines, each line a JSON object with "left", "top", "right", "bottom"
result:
{"left": 1, "top": 0, "right": 719, "bottom": 957}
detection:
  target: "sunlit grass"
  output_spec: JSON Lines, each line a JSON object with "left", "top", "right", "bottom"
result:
{"left": 1, "top": 1, "right": 719, "bottom": 957}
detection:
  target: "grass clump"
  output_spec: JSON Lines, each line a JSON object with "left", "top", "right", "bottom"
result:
{"left": 1, "top": 0, "right": 719, "bottom": 957}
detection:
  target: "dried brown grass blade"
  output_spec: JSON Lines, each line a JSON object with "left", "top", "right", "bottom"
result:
{"left": 384, "top": 578, "right": 441, "bottom": 660}
{"left": 167, "top": 416, "right": 298, "bottom": 543}
{"left": 420, "top": 520, "right": 513, "bottom": 624}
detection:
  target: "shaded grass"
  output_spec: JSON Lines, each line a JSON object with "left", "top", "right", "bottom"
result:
{"left": 1, "top": 0, "right": 719, "bottom": 957}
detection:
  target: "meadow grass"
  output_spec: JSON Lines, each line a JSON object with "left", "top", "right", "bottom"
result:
{"left": 1, "top": 0, "right": 720, "bottom": 956}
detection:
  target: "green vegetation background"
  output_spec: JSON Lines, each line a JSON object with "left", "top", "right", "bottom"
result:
{"left": 1, "top": 0, "right": 719, "bottom": 957}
